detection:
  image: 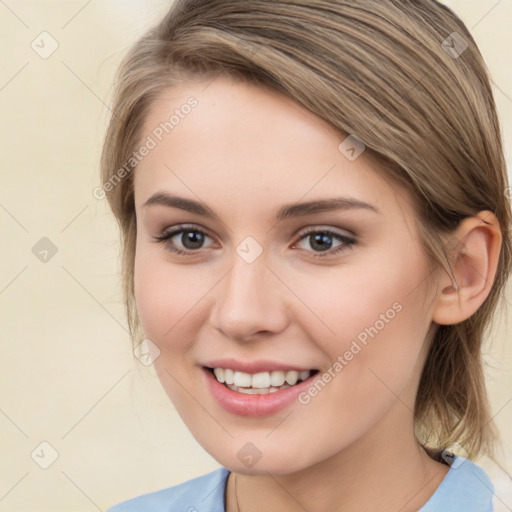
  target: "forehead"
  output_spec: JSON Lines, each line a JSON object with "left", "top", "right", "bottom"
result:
{"left": 134, "top": 77, "right": 413, "bottom": 223}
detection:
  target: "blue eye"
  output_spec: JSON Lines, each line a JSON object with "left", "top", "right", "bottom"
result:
{"left": 153, "top": 226, "right": 214, "bottom": 255}
{"left": 152, "top": 226, "right": 356, "bottom": 258}
{"left": 294, "top": 228, "right": 356, "bottom": 258}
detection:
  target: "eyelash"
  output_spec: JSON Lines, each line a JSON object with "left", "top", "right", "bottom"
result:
{"left": 152, "top": 225, "right": 356, "bottom": 259}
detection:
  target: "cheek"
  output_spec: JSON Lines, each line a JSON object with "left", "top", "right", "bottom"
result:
{"left": 287, "top": 249, "right": 432, "bottom": 400}
{"left": 134, "top": 249, "right": 169, "bottom": 340}
{"left": 133, "top": 245, "right": 203, "bottom": 347}
{"left": 283, "top": 252, "right": 429, "bottom": 351}
{"left": 133, "top": 247, "right": 208, "bottom": 408}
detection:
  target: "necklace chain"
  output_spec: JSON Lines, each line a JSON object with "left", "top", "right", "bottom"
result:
{"left": 234, "top": 473, "right": 241, "bottom": 512}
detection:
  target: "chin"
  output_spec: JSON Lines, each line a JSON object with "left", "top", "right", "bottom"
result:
{"left": 199, "top": 437, "right": 320, "bottom": 476}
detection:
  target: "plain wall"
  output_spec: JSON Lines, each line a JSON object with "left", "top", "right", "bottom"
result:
{"left": 1, "top": 1, "right": 511, "bottom": 510}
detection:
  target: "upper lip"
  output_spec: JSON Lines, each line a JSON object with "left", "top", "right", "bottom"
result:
{"left": 203, "top": 358, "right": 316, "bottom": 374}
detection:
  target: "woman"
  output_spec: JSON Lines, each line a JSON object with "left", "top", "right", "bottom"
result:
{"left": 101, "top": 1, "right": 511, "bottom": 510}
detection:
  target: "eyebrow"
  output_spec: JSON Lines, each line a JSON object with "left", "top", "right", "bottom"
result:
{"left": 142, "top": 192, "right": 379, "bottom": 221}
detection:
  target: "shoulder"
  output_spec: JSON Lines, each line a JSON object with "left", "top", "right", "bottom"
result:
{"left": 106, "top": 467, "right": 230, "bottom": 512}
{"left": 420, "top": 455, "right": 494, "bottom": 512}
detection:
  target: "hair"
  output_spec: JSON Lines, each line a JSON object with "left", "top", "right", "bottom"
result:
{"left": 100, "top": 0, "right": 511, "bottom": 461}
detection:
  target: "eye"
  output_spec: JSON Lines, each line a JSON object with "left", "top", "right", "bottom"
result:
{"left": 293, "top": 228, "right": 356, "bottom": 258}
{"left": 152, "top": 225, "right": 356, "bottom": 259}
{"left": 152, "top": 225, "right": 215, "bottom": 255}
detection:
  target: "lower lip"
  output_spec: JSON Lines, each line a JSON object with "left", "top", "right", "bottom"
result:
{"left": 202, "top": 367, "right": 316, "bottom": 417}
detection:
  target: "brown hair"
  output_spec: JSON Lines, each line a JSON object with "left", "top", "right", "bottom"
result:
{"left": 100, "top": 0, "right": 511, "bottom": 460}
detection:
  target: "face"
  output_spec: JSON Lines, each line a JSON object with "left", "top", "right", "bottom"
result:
{"left": 133, "top": 76, "right": 439, "bottom": 475}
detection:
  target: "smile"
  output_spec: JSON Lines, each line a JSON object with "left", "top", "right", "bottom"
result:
{"left": 207, "top": 367, "right": 318, "bottom": 395}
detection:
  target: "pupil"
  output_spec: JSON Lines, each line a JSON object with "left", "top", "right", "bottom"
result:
{"left": 311, "top": 233, "right": 332, "bottom": 251}
{"left": 183, "top": 231, "right": 204, "bottom": 249}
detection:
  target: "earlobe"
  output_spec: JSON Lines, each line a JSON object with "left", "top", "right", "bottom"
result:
{"left": 432, "top": 211, "right": 502, "bottom": 326}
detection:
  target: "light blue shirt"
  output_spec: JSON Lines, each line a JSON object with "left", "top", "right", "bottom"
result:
{"left": 106, "top": 456, "right": 494, "bottom": 511}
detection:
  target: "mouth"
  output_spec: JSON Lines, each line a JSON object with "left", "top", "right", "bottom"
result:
{"left": 204, "top": 366, "right": 320, "bottom": 395}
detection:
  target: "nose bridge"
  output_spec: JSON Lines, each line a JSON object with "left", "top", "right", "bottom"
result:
{"left": 211, "top": 248, "right": 287, "bottom": 340}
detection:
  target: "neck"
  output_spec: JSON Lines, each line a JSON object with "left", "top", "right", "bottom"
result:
{"left": 227, "top": 406, "right": 449, "bottom": 512}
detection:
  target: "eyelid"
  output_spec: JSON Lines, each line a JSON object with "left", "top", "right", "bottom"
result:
{"left": 154, "top": 223, "right": 212, "bottom": 240}
{"left": 295, "top": 224, "right": 355, "bottom": 239}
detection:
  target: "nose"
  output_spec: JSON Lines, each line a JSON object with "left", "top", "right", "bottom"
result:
{"left": 209, "top": 252, "right": 289, "bottom": 342}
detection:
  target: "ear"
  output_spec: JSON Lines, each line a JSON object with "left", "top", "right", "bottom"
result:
{"left": 432, "top": 210, "right": 502, "bottom": 326}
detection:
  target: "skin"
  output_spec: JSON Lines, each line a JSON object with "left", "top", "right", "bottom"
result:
{"left": 132, "top": 76, "right": 502, "bottom": 512}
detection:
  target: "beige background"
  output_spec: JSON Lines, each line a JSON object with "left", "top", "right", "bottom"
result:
{"left": 1, "top": 1, "right": 511, "bottom": 510}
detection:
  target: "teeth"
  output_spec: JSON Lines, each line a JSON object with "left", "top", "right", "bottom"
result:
{"left": 211, "top": 368, "right": 312, "bottom": 391}
{"left": 226, "top": 383, "right": 292, "bottom": 394}
{"left": 270, "top": 370, "right": 286, "bottom": 387}
{"left": 233, "top": 371, "right": 252, "bottom": 387}
{"left": 252, "top": 371, "right": 271, "bottom": 388}
{"left": 285, "top": 370, "right": 299, "bottom": 385}
{"left": 213, "top": 368, "right": 225, "bottom": 383}
{"left": 225, "top": 369, "right": 234, "bottom": 385}
{"left": 299, "top": 370, "right": 310, "bottom": 381}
